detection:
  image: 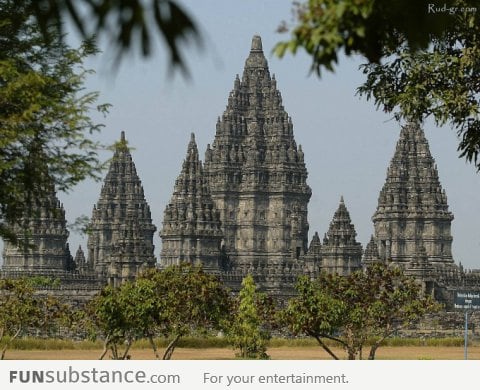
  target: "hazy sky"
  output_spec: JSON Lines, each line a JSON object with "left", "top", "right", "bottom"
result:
{"left": 8, "top": 0, "right": 480, "bottom": 268}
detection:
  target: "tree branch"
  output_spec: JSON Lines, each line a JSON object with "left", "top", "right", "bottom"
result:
{"left": 314, "top": 335, "right": 339, "bottom": 360}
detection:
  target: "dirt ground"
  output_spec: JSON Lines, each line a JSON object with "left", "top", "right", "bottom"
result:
{"left": 5, "top": 346, "right": 480, "bottom": 360}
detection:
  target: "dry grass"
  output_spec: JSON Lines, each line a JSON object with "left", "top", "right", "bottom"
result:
{"left": 5, "top": 345, "right": 480, "bottom": 360}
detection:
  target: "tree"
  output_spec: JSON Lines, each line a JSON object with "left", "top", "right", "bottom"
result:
{"left": 0, "top": 278, "right": 65, "bottom": 360}
{"left": 140, "top": 264, "right": 232, "bottom": 360}
{"left": 281, "top": 264, "right": 439, "bottom": 360}
{"left": 226, "top": 274, "right": 273, "bottom": 359}
{"left": 11, "top": 0, "right": 201, "bottom": 74}
{"left": 275, "top": 0, "right": 475, "bottom": 74}
{"left": 0, "top": 0, "right": 109, "bottom": 241}
{"left": 280, "top": 275, "right": 346, "bottom": 360}
{"left": 275, "top": 0, "right": 480, "bottom": 170}
{"left": 85, "top": 282, "right": 151, "bottom": 360}
{"left": 84, "top": 263, "right": 232, "bottom": 360}
{"left": 357, "top": 9, "right": 480, "bottom": 170}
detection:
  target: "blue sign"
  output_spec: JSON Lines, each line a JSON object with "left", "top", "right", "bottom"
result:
{"left": 454, "top": 291, "right": 480, "bottom": 310}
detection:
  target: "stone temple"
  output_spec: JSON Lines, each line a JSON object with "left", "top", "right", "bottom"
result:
{"left": 1, "top": 35, "right": 480, "bottom": 305}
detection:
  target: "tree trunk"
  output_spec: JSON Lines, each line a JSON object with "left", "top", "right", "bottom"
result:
{"left": 1, "top": 327, "right": 7, "bottom": 360}
{"left": 314, "top": 336, "right": 339, "bottom": 360}
{"left": 111, "top": 343, "right": 118, "bottom": 360}
{"left": 369, "top": 332, "right": 392, "bottom": 360}
{"left": 99, "top": 336, "right": 110, "bottom": 360}
{"left": 162, "top": 334, "right": 181, "bottom": 360}
{"left": 148, "top": 335, "right": 161, "bottom": 359}
{"left": 347, "top": 349, "right": 356, "bottom": 360}
{"left": 1, "top": 346, "right": 7, "bottom": 360}
{"left": 121, "top": 339, "right": 132, "bottom": 360}
{"left": 1, "top": 327, "right": 22, "bottom": 360}
{"left": 368, "top": 343, "right": 380, "bottom": 360}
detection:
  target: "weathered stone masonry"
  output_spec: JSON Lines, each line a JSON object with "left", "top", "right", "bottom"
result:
{"left": 1, "top": 35, "right": 480, "bottom": 306}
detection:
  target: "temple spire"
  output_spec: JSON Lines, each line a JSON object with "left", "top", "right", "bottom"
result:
{"left": 203, "top": 35, "right": 311, "bottom": 272}
{"left": 244, "top": 34, "right": 268, "bottom": 70}
{"left": 363, "top": 235, "right": 381, "bottom": 266}
{"left": 1, "top": 157, "right": 73, "bottom": 274}
{"left": 160, "top": 133, "right": 225, "bottom": 271}
{"left": 321, "top": 197, "right": 362, "bottom": 275}
{"left": 87, "top": 131, "right": 156, "bottom": 279}
{"left": 251, "top": 35, "right": 263, "bottom": 51}
{"left": 373, "top": 122, "right": 454, "bottom": 267}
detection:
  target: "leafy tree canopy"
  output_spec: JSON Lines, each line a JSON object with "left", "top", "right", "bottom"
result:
{"left": 275, "top": 0, "right": 476, "bottom": 75}
{"left": 275, "top": 0, "right": 480, "bottom": 170}
{"left": 16, "top": 0, "right": 201, "bottom": 74}
{"left": 0, "top": 0, "right": 109, "bottom": 241}
{"left": 281, "top": 264, "right": 439, "bottom": 360}
{"left": 140, "top": 263, "right": 232, "bottom": 360}
{"left": 358, "top": 6, "right": 480, "bottom": 169}
{"left": 85, "top": 282, "right": 151, "bottom": 360}
{"left": 84, "top": 263, "right": 232, "bottom": 360}
{"left": 0, "top": 277, "right": 65, "bottom": 359}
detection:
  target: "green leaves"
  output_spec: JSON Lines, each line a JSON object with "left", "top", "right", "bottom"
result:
{"left": 22, "top": 0, "right": 201, "bottom": 74}
{"left": 0, "top": 277, "right": 64, "bottom": 359}
{"left": 281, "top": 264, "right": 438, "bottom": 359}
{"left": 85, "top": 263, "right": 232, "bottom": 360}
{"left": 0, "top": 1, "right": 109, "bottom": 241}
{"left": 356, "top": 2, "right": 480, "bottom": 169}
{"left": 227, "top": 275, "right": 272, "bottom": 359}
{"left": 275, "top": 0, "right": 466, "bottom": 76}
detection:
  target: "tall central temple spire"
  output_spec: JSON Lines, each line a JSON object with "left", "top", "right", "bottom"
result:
{"left": 203, "top": 35, "right": 311, "bottom": 270}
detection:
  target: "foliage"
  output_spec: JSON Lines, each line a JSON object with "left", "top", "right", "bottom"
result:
{"left": 0, "top": 278, "right": 65, "bottom": 359}
{"left": 275, "top": 0, "right": 480, "bottom": 170}
{"left": 14, "top": 0, "right": 201, "bottom": 73}
{"left": 226, "top": 274, "right": 273, "bottom": 359}
{"left": 84, "top": 281, "right": 154, "bottom": 360}
{"left": 281, "top": 264, "right": 439, "bottom": 359}
{"left": 0, "top": 0, "right": 109, "bottom": 241}
{"left": 280, "top": 274, "right": 346, "bottom": 359}
{"left": 67, "top": 215, "right": 91, "bottom": 237}
{"left": 85, "top": 263, "right": 232, "bottom": 360}
{"left": 139, "top": 264, "right": 232, "bottom": 360}
{"left": 358, "top": 6, "right": 480, "bottom": 170}
{"left": 274, "top": 0, "right": 475, "bottom": 75}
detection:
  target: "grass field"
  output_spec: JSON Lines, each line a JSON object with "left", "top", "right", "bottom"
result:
{"left": 5, "top": 345, "right": 480, "bottom": 360}
{"left": 3, "top": 337, "right": 479, "bottom": 360}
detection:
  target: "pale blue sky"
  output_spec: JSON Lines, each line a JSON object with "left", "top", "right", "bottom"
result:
{"left": 14, "top": 0, "right": 480, "bottom": 267}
